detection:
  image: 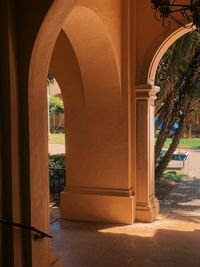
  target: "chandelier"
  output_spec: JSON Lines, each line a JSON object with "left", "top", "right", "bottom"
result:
{"left": 151, "top": 0, "right": 200, "bottom": 28}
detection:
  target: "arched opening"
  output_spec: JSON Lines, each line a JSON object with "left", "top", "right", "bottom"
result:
{"left": 28, "top": 1, "right": 126, "bottom": 265}
{"left": 48, "top": 76, "right": 65, "bottom": 137}
{"left": 47, "top": 76, "right": 66, "bottom": 223}
{"left": 148, "top": 26, "right": 200, "bottom": 218}
{"left": 148, "top": 24, "right": 194, "bottom": 86}
{"left": 133, "top": 24, "right": 199, "bottom": 225}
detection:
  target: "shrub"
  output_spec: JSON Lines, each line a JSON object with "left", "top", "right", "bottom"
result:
{"left": 49, "top": 154, "right": 65, "bottom": 169}
{"left": 163, "top": 171, "right": 184, "bottom": 182}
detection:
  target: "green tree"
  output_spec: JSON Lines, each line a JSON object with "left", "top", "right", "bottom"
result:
{"left": 49, "top": 96, "right": 64, "bottom": 115}
{"left": 155, "top": 29, "right": 200, "bottom": 180}
{"left": 49, "top": 96, "right": 64, "bottom": 132}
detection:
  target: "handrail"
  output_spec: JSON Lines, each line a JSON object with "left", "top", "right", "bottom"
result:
{"left": 0, "top": 218, "right": 53, "bottom": 240}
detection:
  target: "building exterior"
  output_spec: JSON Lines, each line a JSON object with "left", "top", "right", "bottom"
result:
{"left": 0, "top": 0, "right": 191, "bottom": 266}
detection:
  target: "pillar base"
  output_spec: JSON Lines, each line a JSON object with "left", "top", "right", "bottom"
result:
{"left": 60, "top": 187, "right": 136, "bottom": 224}
{"left": 136, "top": 196, "right": 159, "bottom": 222}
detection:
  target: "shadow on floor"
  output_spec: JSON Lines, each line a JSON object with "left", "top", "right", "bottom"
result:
{"left": 159, "top": 179, "right": 200, "bottom": 224}
{"left": 51, "top": 219, "right": 200, "bottom": 267}
{"left": 50, "top": 177, "right": 200, "bottom": 266}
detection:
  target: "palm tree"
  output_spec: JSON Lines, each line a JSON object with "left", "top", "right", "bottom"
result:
{"left": 155, "top": 29, "right": 200, "bottom": 180}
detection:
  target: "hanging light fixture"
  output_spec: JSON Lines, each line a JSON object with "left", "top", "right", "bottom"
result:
{"left": 151, "top": 0, "right": 200, "bottom": 28}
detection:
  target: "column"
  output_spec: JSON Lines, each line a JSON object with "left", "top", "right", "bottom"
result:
{"left": 135, "top": 85, "right": 160, "bottom": 222}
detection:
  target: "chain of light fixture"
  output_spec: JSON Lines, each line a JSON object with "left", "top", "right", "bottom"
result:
{"left": 151, "top": 0, "right": 200, "bottom": 28}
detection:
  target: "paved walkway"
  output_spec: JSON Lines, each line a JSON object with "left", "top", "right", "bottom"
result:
{"left": 48, "top": 143, "right": 65, "bottom": 155}
{"left": 51, "top": 149, "right": 200, "bottom": 267}
{"left": 167, "top": 148, "right": 200, "bottom": 178}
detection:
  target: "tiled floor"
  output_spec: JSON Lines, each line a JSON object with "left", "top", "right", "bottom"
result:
{"left": 51, "top": 178, "right": 200, "bottom": 267}
{"left": 51, "top": 149, "right": 200, "bottom": 266}
{"left": 50, "top": 205, "right": 60, "bottom": 224}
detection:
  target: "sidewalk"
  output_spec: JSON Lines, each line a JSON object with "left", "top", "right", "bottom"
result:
{"left": 167, "top": 148, "right": 200, "bottom": 178}
{"left": 160, "top": 177, "right": 200, "bottom": 224}
{"left": 48, "top": 143, "right": 65, "bottom": 155}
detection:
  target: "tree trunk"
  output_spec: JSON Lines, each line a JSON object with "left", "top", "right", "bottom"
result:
{"left": 155, "top": 92, "right": 176, "bottom": 159}
{"left": 155, "top": 99, "right": 191, "bottom": 180}
{"left": 52, "top": 114, "right": 55, "bottom": 133}
{"left": 155, "top": 44, "right": 200, "bottom": 180}
{"left": 155, "top": 116, "right": 186, "bottom": 180}
{"left": 55, "top": 114, "right": 64, "bottom": 131}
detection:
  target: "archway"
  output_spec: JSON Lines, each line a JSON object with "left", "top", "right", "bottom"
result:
{"left": 49, "top": 5, "right": 125, "bottom": 221}
{"left": 28, "top": 1, "right": 125, "bottom": 265}
{"left": 135, "top": 24, "right": 196, "bottom": 223}
{"left": 47, "top": 76, "right": 66, "bottom": 219}
{"left": 28, "top": 2, "right": 77, "bottom": 266}
{"left": 148, "top": 25, "right": 200, "bottom": 206}
{"left": 148, "top": 24, "right": 194, "bottom": 86}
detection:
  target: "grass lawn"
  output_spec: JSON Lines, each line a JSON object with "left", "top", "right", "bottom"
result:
{"left": 164, "top": 138, "right": 200, "bottom": 149}
{"left": 49, "top": 133, "right": 65, "bottom": 144}
{"left": 49, "top": 134, "right": 200, "bottom": 148}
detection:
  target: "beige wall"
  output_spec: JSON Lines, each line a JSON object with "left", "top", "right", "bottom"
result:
{"left": 50, "top": 20, "right": 128, "bottom": 190}
{"left": 49, "top": 7, "right": 133, "bottom": 224}
{"left": 0, "top": 0, "right": 190, "bottom": 266}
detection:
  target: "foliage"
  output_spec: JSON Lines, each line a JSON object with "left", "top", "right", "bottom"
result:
{"left": 155, "top": 30, "right": 200, "bottom": 98}
{"left": 155, "top": 29, "right": 200, "bottom": 180}
{"left": 163, "top": 171, "right": 184, "bottom": 183}
{"left": 49, "top": 96, "right": 64, "bottom": 115}
{"left": 49, "top": 154, "right": 66, "bottom": 203}
{"left": 49, "top": 154, "right": 65, "bottom": 169}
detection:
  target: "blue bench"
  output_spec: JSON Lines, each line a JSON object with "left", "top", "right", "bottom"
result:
{"left": 160, "top": 151, "right": 189, "bottom": 169}
{"left": 171, "top": 152, "right": 189, "bottom": 169}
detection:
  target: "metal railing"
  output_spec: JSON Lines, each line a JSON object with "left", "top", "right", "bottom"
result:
{"left": 49, "top": 167, "right": 66, "bottom": 204}
{"left": 0, "top": 218, "right": 52, "bottom": 240}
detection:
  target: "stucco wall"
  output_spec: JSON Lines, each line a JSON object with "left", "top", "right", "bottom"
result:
{"left": 0, "top": 0, "right": 189, "bottom": 265}
{"left": 50, "top": 26, "right": 128, "bottom": 189}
